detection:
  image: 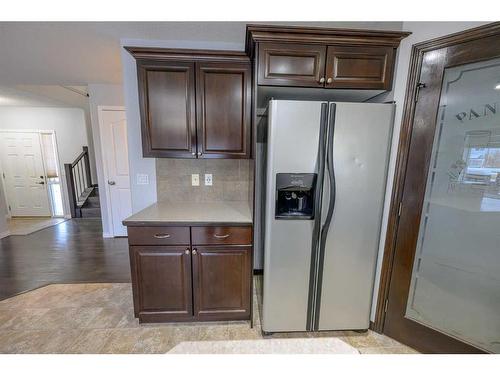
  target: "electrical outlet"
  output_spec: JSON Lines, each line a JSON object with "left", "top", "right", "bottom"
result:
{"left": 205, "top": 173, "right": 213, "bottom": 186}
{"left": 191, "top": 174, "right": 200, "bottom": 186}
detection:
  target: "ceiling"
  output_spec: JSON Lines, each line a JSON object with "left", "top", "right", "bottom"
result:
{"left": 0, "top": 85, "right": 88, "bottom": 108}
{"left": 0, "top": 22, "right": 403, "bottom": 86}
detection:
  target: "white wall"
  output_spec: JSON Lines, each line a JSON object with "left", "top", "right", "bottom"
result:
{"left": 87, "top": 84, "right": 124, "bottom": 237}
{"left": 370, "top": 21, "right": 488, "bottom": 322}
{"left": 0, "top": 106, "right": 90, "bottom": 218}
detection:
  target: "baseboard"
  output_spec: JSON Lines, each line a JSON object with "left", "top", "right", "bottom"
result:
{"left": 0, "top": 230, "right": 10, "bottom": 239}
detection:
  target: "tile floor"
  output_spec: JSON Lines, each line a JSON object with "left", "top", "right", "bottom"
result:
{"left": 0, "top": 277, "right": 418, "bottom": 354}
{"left": 6, "top": 217, "right": 67, "bottom": 236}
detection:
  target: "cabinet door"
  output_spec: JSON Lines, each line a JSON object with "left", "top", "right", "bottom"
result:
{"left": 325, "top": 45, "right": 394, "bottom": 89}
{"left": 137, "top": 60, "right": 196, "bottom": 158}
{"left": 257, "top": 42, "right": 327, "bottom": 87}
{"left": 196, "top": 62, "right": 251, "bottom": 159}
{"left": 131, "top": 246, "right": 193, "bottom": 322}
{"left": 192, "top": 246, "right": 252, "bottom": 320}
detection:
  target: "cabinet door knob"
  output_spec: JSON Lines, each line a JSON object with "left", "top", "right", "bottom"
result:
{"left": 185, "top": 249, "right": 190, "bottom": 255}
{"left": 197, "top": 152, "right": 202, "bottom": 157}
{"left": 192, "top": 249, "right": 197, "bottom": 255}
{"left": 319, "top": 77, "right": 325, "bottom": 84}
{"left": 327, "top": 77, "right": 333, "bottom": 84}
{"left": 192, "top": 152, "right": 196, "bottom": 156}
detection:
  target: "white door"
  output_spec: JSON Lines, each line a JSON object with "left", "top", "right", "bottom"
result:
{"left": 0, "top": 132, "right": 51, "bottom": 216}
{"left": 99, "top": 109, "right": 132, "bottom": 236}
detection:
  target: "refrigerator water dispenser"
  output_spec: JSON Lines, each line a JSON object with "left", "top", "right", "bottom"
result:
{"left": 275, "top": 173, "right": 316, "bottom": 219}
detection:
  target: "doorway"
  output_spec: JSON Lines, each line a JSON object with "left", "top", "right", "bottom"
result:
{"left": 0, "top": 129, "right": 66, "bottom": 235}
{"left": 376, "top": 23, "right": 500, "bottom": 353}
{"left": 98, "top": 106, "right": 132, "bottom": 237}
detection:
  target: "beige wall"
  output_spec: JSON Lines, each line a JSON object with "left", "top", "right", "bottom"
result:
{"left": 156, "top": 159, "right": 252, "bottom": 205}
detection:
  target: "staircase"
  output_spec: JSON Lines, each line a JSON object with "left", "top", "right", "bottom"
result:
{"left": 64, "top": 146, "right": 101, "bottom": 218}
{"left": 80, "top": 187, "right": 101, "bottom": 218}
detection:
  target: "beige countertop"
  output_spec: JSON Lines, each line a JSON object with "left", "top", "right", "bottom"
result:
{"left": 122, "top": 201, "right": 253, "bottom": 226}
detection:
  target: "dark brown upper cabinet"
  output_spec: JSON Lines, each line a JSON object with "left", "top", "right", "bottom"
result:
{"left": 258, "top": 43, "right": 327, "bottom": 87}
{"left": 137, "top": 61, "right": 196, "bottom": 158}
{"left": 126, "top": 47, "right": 252, "bottom": 159}
{"left": 196, "top": 62, "right": 251, "bottom": 158}
{"left": 325, "top": 45, "right": 394, "bottom": 89}
{"left": 247, "top": 24, "right": 410, "bottom": 90}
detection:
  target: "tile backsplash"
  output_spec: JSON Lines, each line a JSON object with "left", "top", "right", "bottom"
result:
{"left": 156, "top": 159, "right": 253, "bottom": 203}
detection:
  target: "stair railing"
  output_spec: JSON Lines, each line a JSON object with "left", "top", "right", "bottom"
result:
{"left": 64, "top": 146, "right": 92, "bottom": 218}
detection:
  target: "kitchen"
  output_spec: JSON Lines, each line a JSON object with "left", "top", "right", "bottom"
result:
{"left": 121, "top": 24, "right": 407, "bottom": 329}
{"left": 0, "top": 16, "right": 498, "bottom": 364}
{"left": 119, "top": 20, "right": 500, "bottom": 355}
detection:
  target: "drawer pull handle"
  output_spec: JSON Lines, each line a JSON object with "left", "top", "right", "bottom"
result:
{"left": 213, "top": 234, "right": 230, "bottom": 239}
{"left": 154, "top": 234, "right": 171, "bottom": 239}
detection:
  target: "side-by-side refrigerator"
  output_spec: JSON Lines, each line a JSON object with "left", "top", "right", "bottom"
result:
{"left": 262, "top": 100, "right": 394, "bottom": 332}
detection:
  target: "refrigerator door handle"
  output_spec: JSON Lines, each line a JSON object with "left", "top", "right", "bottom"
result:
{"left": 313, "top": 103, "right": 337, "bottom": 330}
{"left": 306, "top": 102, "right": 329, "bottom": 331}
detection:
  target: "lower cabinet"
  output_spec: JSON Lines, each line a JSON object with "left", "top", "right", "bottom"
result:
{"left": 192, "top": 246, "right": 252, "bottom": 321}
{"left": 127, "top": 225, "right": 252, "bottom": 323}
{"left": 131, "top": 246, "right": 193, "bottom": 323}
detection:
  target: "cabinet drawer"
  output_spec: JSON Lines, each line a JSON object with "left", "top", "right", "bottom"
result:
{"left": 128, "top": 226, "right": 190, "bottom": 245}
{"left": 191, "top": 226, "right": 252, "bottom": 245}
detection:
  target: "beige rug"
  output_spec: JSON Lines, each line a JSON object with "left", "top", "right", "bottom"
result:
{"left": 168, "top": 337, "right": 360, "bottom": 354}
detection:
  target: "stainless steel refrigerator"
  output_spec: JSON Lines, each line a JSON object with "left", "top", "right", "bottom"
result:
{"left": 261, "top": 100, "right": 394, "bottom": 332}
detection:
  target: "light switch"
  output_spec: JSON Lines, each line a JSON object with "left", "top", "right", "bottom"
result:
{"left": 205, "top": 174, "right": 213, "bottom": 186}
{"left": 191, "top": 174, "right": 200, "bottom": 186}
{"left": 136, "top": 174, "right": 149, "bottom": 185}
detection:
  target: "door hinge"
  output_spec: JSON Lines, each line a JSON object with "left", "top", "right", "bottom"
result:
{"left": 2, "top": 172, "right": 4, "bottom": 179}
{"left": 8, "top": 205, "right": 11, "bottom": 211}
{"left": 415, "top": 82, "right": 426, "bottom": 102}
{"left": 384, "top": 299, "right": 389, "bottom": 313}
{"left": 398, "top": 202, "right": 403, "bottom": 217}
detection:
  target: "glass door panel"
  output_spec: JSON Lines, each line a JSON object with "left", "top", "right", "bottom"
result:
{"left": 406, "top": 57, "right": 500, "bottom": 353}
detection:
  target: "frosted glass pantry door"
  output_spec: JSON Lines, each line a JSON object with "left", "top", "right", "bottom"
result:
{"left": 406, "top": 58, "right": 500, "bottom": 353}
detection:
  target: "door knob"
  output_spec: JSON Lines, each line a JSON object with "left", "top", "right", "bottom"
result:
{"left": 319, "top": 77, "right": 325, "bottom": 84}
{"left": 327, "top": 77, "right": 333, "bottom": 84}
{"left": 107, "top": 180, "right": 116, "bottom": 185}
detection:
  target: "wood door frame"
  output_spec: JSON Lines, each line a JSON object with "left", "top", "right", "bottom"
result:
{"left": 373, "top": 22, "right": 500, "bottom": 338}
{"left": 0, "top": 129, "right": 54, "bottom": 218}
{"left": 97, "top": 106, "right": 129, "bottom": 237}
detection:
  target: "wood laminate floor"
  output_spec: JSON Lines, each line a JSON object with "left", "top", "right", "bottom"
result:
{"left": 0, "top": 218, "right": 130, "bottom": 301}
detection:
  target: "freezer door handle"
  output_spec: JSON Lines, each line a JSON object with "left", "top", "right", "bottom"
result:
{"left": 306, "top": 102, "right": 329, "bottom": 331}
{"left": 312, "top": 103, "right": 337, "bottom": 331}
